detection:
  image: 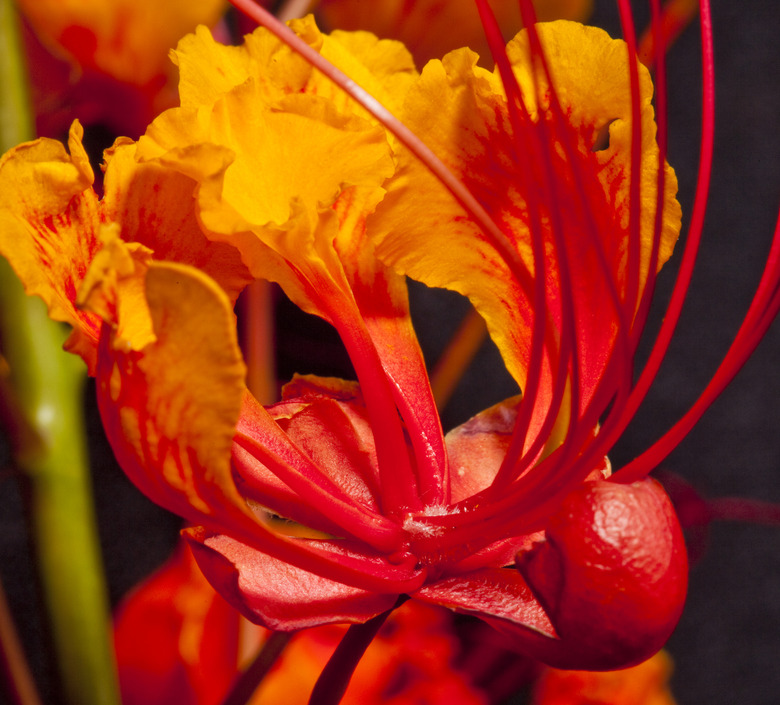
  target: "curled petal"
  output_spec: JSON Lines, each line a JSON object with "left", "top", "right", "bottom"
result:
{"left": 102, "top": 139, "right": 253, "bottom": 303}
{"left": 95, "top": 261, "right": 250, "bottom": 525}
{"left": 78, "top": 224, "right": 155, "bottom": 353}
{"left": 516, "top": 478, "right": 688, "bottom": 670}
{"left": 96, "top": 262, "right": 421, "bottom": 591}
{"left": 0, "top": 121, "right": 101, "bottom": 370}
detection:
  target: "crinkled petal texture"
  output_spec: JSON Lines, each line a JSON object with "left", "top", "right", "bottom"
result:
{"left": 17, "top": 0, "right": 226, "bottom": 85}
{"left": 136, "top": 18, "right": 448, "bottom": 510}
{"left": 369, "top": 21, "right": 681, "bottom": 443}
{"left": 0, "top": 120, "right": 252, "bottom": 373}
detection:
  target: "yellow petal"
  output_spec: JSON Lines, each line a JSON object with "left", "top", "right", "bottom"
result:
{"left": 102, "top": 138, "right": 253, "bottom": 303}
{"left": 77, "top": 223, "right": 155, "bottom": 353}
{"left": 369, "top": 21, "right": 681, "bottom": 398}
{"left": 137, "top": 20, "right": 400, "bottom": 318}
{"left": 0, "top": 121, "right": 102, "bottom": 371}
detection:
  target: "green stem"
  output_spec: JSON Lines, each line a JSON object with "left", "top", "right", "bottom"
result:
{"left": 0, "top": 2, "right": 121, "bottom": 705}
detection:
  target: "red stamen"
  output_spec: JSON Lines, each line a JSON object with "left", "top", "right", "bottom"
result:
{"left": 233, "top": 432, "right": 405, "bottom": 552}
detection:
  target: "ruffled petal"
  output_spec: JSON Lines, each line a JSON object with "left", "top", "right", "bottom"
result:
{"left": 138, "top": 19, "right": 447, "bottom": 509}
{"left": 369, "top": 22, "right": 681, "bottom": 414}
{"left": 102, "top": 139, "right": 253, "bottom": 303}
{"left": 0, "top": 121, "right": 102, "bottom": 371}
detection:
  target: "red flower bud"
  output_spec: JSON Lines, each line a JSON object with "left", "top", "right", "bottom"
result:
{"left": 516, "top": 478, "right": 687, "bottom": 670}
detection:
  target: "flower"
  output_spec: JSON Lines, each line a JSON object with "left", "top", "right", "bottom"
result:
{"left": 531, "top": 650, "right": 677, "bottom": 705}
{"left": 16, "top": 0, "right": 227, "bottom": 136}
{"left": 114, "top": 541, "right": 486, "bottom": 705}
{"left": 114, "top": 543, "right": 241, "bottom": 705}
{"left": 1, "top": 5, "right": 775, "bottom": 680}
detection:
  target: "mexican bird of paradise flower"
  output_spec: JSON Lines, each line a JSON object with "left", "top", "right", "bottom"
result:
{"left": 1, "top": 0, "right": 779, "bottom": 693}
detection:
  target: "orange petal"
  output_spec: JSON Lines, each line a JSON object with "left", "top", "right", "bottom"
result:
{"left": 95, "top": 261, "right": 250, "bottom": 524}
{"left": 0, "top": 121, "right": 102, "bottom": 371}
{"left": 102, "top": 138, "right": 253, "bottom": 304}
{"left": 532, "top": 650, "right": 677, "bottom": 705}
{"left": 114, "top": 541, "right": 242, "bottom": 705}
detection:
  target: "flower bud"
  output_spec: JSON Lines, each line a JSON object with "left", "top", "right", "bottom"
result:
{"left": 516, "top": 478, "right": 687, "bottom": 670}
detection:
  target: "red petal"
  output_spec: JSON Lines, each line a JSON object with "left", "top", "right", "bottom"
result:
{"left": 186, "top": 529, "right": 401, "bottom": 631}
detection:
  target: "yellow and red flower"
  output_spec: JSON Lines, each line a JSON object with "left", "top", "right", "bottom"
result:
{"left": 2, "top": 2, "right": 775, "bottom": 681}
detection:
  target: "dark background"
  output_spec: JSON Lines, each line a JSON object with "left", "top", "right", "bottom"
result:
{"left": 1, "top": 1, "right": 779, "bottom": 703}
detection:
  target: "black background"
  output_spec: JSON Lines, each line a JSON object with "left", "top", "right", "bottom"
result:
{"left": 1, "top": 1, "right": 779, "bottom": 703}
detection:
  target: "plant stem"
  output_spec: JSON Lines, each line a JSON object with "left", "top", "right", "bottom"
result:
{"left": 0, "top": 2, "right": 121, "bottom": 704}
{"left": 308, "top": 597, "right": 407, "bottom": 705}
{"left": 221, "top": 632, "right": 293, "bottom": 705}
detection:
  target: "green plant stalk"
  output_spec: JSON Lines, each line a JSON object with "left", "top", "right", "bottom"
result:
{"left": 0, "top": 1, "right": 121, "bottom": 704}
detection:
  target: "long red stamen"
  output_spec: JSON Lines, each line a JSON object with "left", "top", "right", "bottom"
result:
{"left": 233, "top": 430, "right": 405, "bottom": 552}
{"left": 603, "top": 0, "right": 715, "bottom": 470}
{"left": 617, "top": 208, "right": 780, "bottom": 482}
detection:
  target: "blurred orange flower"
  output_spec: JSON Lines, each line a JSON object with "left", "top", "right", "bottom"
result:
{"left": 115, "top": 543, "right": 486, "bottom": 705}
{"left": 317, "top": 0, "right": 593, "bottom": 66}
{"left": 16, "top": 0, "right": 227, "bottom": 136}
{"left": 532, "top": 651, "right": 676, "bottom": 705}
